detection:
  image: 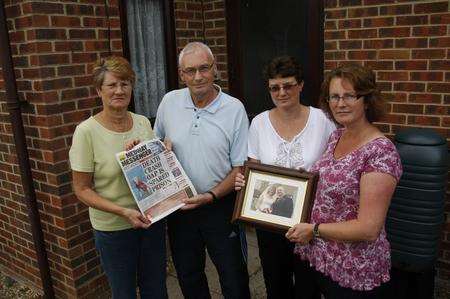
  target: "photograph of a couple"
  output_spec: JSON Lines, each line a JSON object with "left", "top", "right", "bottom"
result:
{"left": 251, "top": 181, "right": 297, "bottom": 218}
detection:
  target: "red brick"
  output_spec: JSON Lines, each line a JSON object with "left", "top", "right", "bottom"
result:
{"left": 409, "top": 93, "right": 442, "bottom": 104}
{"left": 430, "top": 13, "right": 450, "bottom": 24}
{"left": 395, "top": 60, "right": 427, "bottom": 70}
{"left": 382, "top": 92, "right": 407, "bottom": 102}
{"left": 364, "top": 61, "right": 393, "bottom": 70}
{"left": 339, "top": 0, "right": 362, "bottom": 6}
{"left": 33, "top": 29, "right": 67, "bottom": 40}
{"left": 347, "top": 50, "right": 377, "bottom": 60}
{"left": 324, "top": 30, "right": 346, "bottom": 40}
{"left": 348, "top": 7, "right": 378, "bottom": 18}
{"left": 339, "top": 40, "right": 362, "bottom": 49}
{"left": 5, "top": 4, "right": 21, "bottom": 18}
{"left": 326, "top": 9, "right": 347, "bottom": 19}
{"left": 363, "top": 17, "right": 394, "bottom": 27}
{"left": 377, "top": 82, "right": 392, "bottom": 91}
{"left": 9, "top": 30, "right": 25, "bottom": 43}
{"left": 378, "top": 71, "right": 408, "bottom": 81}
{"left": 15, "top": 15, "right": 50, "bottom": 29}
{"left": 410, "top": 72, "right": 444, "bottom": 82}
{"left": 204, "top": 10, "right": 224, "bottom": 19}
{"left": 325, "top": 41, "right": 337, "bottom": 51}
{"left": 82, "top": 17, "right": 106, "bottom": 27}
{"left": 394, "top": 82, "right": 425, "bottom": 92}
{"left": 412, "top": 49, "right": 446, "bottom": 59}
{"left": 379, "top": 27, "right": 410, "bottom": 38}
{"left": 324, "top": 51, "right": 346, "bottom": 60}
{"left": 429, "top": 37, "right": 450, "bottom": 48}
{"left": 69, "top": 29, "right": 96, "bottom": 39}
{"left": 39, "top": 78, "right": 73, "bottom": 91}
{"left": 57, "top": 65, "right": 86, "bottom": 77}
{"left": 379, "top": 50, "right": 410, "bottom": 60}
{"left": 407, "top": 115, "right": 440, "bottom": 126}
{"left": 425, "top": 105, "right": 449, "bottom": 115}
{"left": 396, "top": 15, "right": 428, "bottom": 26}
{"left": 414, "top": 2, "right": 448, "bottom": 14}
{"left": 71, "top": 53, "right": 98, "bottom": 64}
{"left": 380, "top": 4, "right": 412, "bottom": 15}
{"left": 62, "top": 87, "right": 91, "bottom": 101}
{"left": 364, "top": 0, "right": 392, "bottom": 4}
{"left": 65, "top": 4, "right": 95, "bottom": 16}
{"left": 30, "top": 54, "right": 70, "bottom": 66}
{"left": 413, "top": 26, "right": 447, "bottom": 36}
{"left": 393, "top": 104, "right": 424, "bottom": 114}
{"left": 365, "top": 39, "right": 395, "bottom": 49}
{"left": 325, "top": 0, "right": 338, "bottom": 8}
{"left": 338, "top": 19, "right": 361, "bottom": 29}
{"left": 348, "top": 29, "right": 377, "bottom": 39}
{"left": 22, "top": 2, "right": 64, "bottom": 14}
{"left": 51, "top": 16, "right": 81, "bottom": 27}
{"left": 428, "top": 83, "right": 450, "bottom": 93}
{"left": 395, "top": 38, "right": 428, "bottom": 48}
{"left": 55, "top": 41, "right": 84, "bottom": 52}
{"left": 324, "top": 20, "right": 337, "bottom": 31}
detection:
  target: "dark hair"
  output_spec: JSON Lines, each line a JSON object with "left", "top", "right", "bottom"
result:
{"left": 263, "top": 56, "right": 304, "bottom": 83}
{"left": 319, "top": 64, "right": 384, "bottom": 123}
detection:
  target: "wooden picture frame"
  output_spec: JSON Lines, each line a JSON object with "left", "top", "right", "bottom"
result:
{"left": 232, "top": 161, "right": 318, "bottom": 233}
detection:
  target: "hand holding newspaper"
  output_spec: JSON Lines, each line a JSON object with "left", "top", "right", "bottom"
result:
{"left": 116, "top": 139, "right": 197, "bottom": 223}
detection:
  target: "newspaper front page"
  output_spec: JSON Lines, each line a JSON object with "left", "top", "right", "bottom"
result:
{"left": 116, "top": 139, "right": 196, "bottom": 223}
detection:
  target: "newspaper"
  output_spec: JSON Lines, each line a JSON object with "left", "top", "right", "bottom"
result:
{"left": 116, "top": 139, "right": 196, "bottom": 223}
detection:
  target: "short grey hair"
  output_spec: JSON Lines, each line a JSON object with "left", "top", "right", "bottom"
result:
{"left": 178, "top": 42, "right": 214, "bottom": 67}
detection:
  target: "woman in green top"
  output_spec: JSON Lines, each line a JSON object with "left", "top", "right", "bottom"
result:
{"left": 69, "top": 56, "right": 167, "bottom": 299}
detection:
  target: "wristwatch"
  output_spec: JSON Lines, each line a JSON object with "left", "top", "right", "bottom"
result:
{"left": 313, "top": 223, "right": 321, "bottom": 238}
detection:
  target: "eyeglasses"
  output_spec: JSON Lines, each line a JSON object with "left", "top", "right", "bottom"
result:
{"left": 102, "top": 81, "right": 132, "bottom": 91}
{"left": 181, "top": 62, "right": 214, "bottom": 77}
{"left": 327, "top": 93, "right": 361, "bottom": 103}
{"left": 268, "top": 82, "right": 298, "bottom": 93}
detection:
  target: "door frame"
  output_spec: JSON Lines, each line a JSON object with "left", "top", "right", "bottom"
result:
{"left": 225, "top": 0, "right": 324, "bottom": 106}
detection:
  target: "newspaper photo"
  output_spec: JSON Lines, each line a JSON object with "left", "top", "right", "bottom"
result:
{"left": 116, "top": 139, "right": 197, "bottom": 223}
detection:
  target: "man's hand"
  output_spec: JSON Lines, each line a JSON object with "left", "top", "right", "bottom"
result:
{"left": 163, "top": 138, "right": 173, "bottom": 151}
{"left": 121, "top": 208, "right": 151, "bottom": 229}
{"left": 181, "top": 193, "right": 213, "bottom": 210}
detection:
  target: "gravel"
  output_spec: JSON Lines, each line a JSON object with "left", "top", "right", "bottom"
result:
{"left": 0, "top": 272, "right": 40, "bottom": 299}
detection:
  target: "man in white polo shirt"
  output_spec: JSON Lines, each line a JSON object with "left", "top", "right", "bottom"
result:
{"left": 154, "top": 42, "right": 250, "bottom": 298}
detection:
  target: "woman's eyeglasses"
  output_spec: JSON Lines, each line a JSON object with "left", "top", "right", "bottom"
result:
{"left": 327, "top": 93, "right": 361, "bottom": 103}
{"left": 268, "top": 82, "right": 298, "bottom": 93}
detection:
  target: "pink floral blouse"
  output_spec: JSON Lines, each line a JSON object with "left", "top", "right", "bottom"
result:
{"left": 294, "top": 128, "right": 402, "bottom": 291}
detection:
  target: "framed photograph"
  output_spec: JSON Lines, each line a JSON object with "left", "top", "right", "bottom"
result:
{"left": 232, "top": 161, "right": 318, "bottom": 233}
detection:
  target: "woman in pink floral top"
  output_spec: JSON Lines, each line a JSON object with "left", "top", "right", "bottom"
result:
{"left": 286, "top": 64, "right": 402, "bottom": 298}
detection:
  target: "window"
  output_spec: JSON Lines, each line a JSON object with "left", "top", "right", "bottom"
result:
{"left": 123, "top": 0, "right": 176, "bottom": 119}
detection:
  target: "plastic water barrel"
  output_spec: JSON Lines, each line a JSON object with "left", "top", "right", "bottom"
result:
{"left": 386, "top": 128, "right": 448, "bottom": 272}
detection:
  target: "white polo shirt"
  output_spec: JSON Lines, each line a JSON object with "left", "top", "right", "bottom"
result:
{"left": 154, "top": 86, "right": 249, "bottom": 193}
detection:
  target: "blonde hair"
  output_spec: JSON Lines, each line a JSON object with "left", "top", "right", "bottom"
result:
{"left": 92, "top": 56, "right": 135, "bottom": 89}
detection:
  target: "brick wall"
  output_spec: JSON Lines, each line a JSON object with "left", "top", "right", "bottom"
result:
{"left": 173, "top": 0, "right": 228, "bottom": 88}
{"left": 323, "top": 0, "right": 449, "bottom": 296}
{"left": 0, "top": 0, "right": 123, "bottom": 297}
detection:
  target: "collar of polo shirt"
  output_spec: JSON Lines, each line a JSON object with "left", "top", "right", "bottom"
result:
{"left": 184, "top": 84, "right": 222, "bottom": 114}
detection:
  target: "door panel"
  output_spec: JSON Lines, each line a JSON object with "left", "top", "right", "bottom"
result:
{"left": 226, "top": 0, "right": 323, "bottom": 118}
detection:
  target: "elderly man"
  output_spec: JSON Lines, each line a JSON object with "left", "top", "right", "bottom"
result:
{"left": 154, "top": 42, "right": 250, "bottom": 298}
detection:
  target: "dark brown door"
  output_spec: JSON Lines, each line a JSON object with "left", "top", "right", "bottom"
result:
{"left": 226, "top": 0, "right": 324, "bottom": 118}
